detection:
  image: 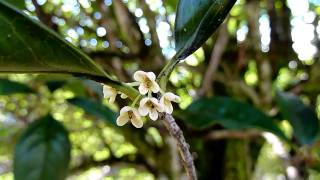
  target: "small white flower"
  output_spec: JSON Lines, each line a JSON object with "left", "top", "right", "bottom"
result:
{"left": 133, "top": 71, "right": 160, "bottom": 95}
{"left": 138, "top": 97, "right": 164, "bottom": 120}
{"left": 116, "top": 106, "right": 143, "bottom": 128}
{"left": 160, "top": 92, "right": 181, "bottom": 114}
{"left": 103, "top": 85, "right": 117, "bottom": 103}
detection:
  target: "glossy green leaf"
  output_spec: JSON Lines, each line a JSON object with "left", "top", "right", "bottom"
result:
{"left": 0, "top": 78, "right": 33, "bottom": 95}
{"left": 0, "top": 1, "right": 110, "bottom": 80}
{"left": 276, "top": 91, "right": 319, "bottom": 144}
{"left": 68, "top": 97, "right": 117, "bottom": 125}
{"left": 14, "top": 115, "right": 71, "bottom": 180}
{"left": 181, "top": 97, "right": 287, "bottom": 139}
{"left": 175, "top": 0, "right": 236, "bottom": 59}
{"left": 0, "top": 1, "right": 141, "bottom": 99}
{"left": 1, "top": 0, "right": 25, "bottom": 9}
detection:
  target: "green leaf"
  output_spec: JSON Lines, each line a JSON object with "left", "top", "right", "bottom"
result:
{"left": 14, "top": 115, "right": 71, "bottom": 180}
{"left": 0, "top": 1, "right": 110, "bottom": 80}
{"left": 174, "top": 0, "right": 236, "bottom": 59}
{"left": 182, "top": 97, "right": 287, "bottom": 140}
{"left": 0, "top": 1, "right": 140, "bottom": 100}
{"left": 0, "top": 78, "right": 33, "bottom": 95}
{"left": 275, "top": 91, "right": 319, "bottom": 144}
{"left": 1, "top": 0, "right": 25, "bottom": 9}
{"left": 67, "top": 97, "right": 117, "bottom": 125}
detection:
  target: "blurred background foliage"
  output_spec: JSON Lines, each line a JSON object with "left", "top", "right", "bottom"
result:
{"left": 0, "top": 0, "right": 320, "bottom": 179}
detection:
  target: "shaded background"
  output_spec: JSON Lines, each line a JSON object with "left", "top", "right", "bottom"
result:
{"left": 1, "top": 0, "right": 320, "bottom": 179}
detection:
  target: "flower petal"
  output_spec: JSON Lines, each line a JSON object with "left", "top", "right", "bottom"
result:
{"left": 103, "top": 86, "right": 116, "bottom": 98}
{"left": 139, "top": 97, "right": 149, "bottom": 106}
{"left": 133, "top": 71, "right": 147, "bottom": 82}
{"left": 160, "top": 96, "right": 165, "bottom": 105}
{"left": 138, "top": 85, "right": 149, "bottom": 95}
{"left": 149, "top": 97, "right": 159, "bottom": 104}
{"left": 116, "top": 115, "right": 129, "bottom": 126}
{"left": 146, "top": 72, "right": 156, "bottom": 80}
{"left": 109, "top": 94, "right": 116, "bottom": 103}
{"left": 132, "top": 108, "right": 141, "bottom": 117}
{"left": 156, "top": 102, "right": 164, "bottom": 112}
{"left": 149, "top": 98, "right": 163, "bottom": 112}
{"left": 138, "top": 105, "right": 149, "bottom": 116}
{"left": 131, "top": 117, "right": 143, "bottom": 128}
{"left": 164, "top": 103, "right": 173, "bottom": 114}
{"left": 165, "top": 92, "right": 181, "bottom": 102}
{"left": 120, "top": 106, "right": 132, "bottom": 114}
{"left": 138, "top": 98, "right": 150, "bottom": 116}
{"left": 149, "top": 109, "right": 159, "bottom": 121}
{"left": 150, "top": 81, "right": 160, "bottom": 93}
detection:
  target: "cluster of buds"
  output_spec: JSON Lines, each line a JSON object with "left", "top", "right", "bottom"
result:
{"left": 103, "top": 71, "right": 181, "bottom": 128}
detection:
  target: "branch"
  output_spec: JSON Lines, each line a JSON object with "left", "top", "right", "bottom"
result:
{"left": 233, "top": 81, "right": 261, "bottom": 107}
{"left": 198, "top": 23, "right": 229, "bottom": 96}
{"left": 205, "top": 130, "right": 261, "bottom": 140}
{"left": 138, "top": 0, "right": 161, "bottom": 52}
{"left": 160, "top": 113, "right": 197, "bottom": 180}
{"left": 96, "top": 0, "right": 118, "bottom": 50}
{"left": 70, "top": 154, "right": 157, "bottom": 175}
{"left": 246, "top": 0, "right": 273, "bottom": 108}
{"left": 113, "top": 0, "right": 147, "bottom": 54}
{"left": 89, "top": 51, "right": 141, "bottom": 61}
{"left": 138, "top": 0, "right": 166, "bottom": 67}
{"left": 31, "top": 0, "right": 58, "bottom": 30}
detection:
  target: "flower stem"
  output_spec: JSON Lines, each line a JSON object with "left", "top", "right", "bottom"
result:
{"left": 131, "top": 95, "right": 141, "bottom": 107}
{"left": 125, "top": 82, "right": 140, "bottom": 86}
{"left": 156, "top": 52, "right": 197, "bottom": 179}
{"left": 157, "top": 51, "right": 183, "bottom": 91}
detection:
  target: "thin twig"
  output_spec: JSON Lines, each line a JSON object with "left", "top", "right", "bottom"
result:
{"left": 198, "top": 23, "right": 229, "bottom": 96}
{"left": 206, "top": 129, "right": 261, "bottom": 140}
{"left": 160, "top": 113, "right": 197, "bottom": 180}
{"left": 31, "top": 0, "right": 57, "bottom": 30}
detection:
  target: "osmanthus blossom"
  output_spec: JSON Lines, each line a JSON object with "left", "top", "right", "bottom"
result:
{"left": 116, "top": 106, "right": 143, "bottom": 128}
{"left": 111, "top": 70, "right": 182, "bottom": 127}
{"left": 138, "top": 97, "right": 164, "bottom": 121}
{"left": 103, "top": 84, "right": 117, "bottom": 103}
{"left": 160, "top": 92, "right": 181, "bottom": 114}
{"left": 103, "top": 84, "right": 127, "bottom": 103}
{"left": 133, "top": 71, "right": 160, "bottom": 95}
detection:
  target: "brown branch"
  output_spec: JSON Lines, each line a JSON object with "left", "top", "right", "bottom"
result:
{"left": 205, "top": 130, "right": 261, "bottom": 140}
{"left": 138, "top": 0, "right": 165, "bottom": 68}
{"left": 113, "top": 0, "right": 146, "bottom": 54}
{"left": 96, "top": 0, "right": 118, "bottom": 50}
{"left": 70, "top": 154, "right": 157, "bottom": 175}
{"left": 198, "top": 23, "right": 229, "bottom": 96}
{"left": 31, "top": 0, "right": 58, "bottom": 30}
{"left": 160, "top": 113, "right": 197, "bottom": 180}
{"left": 233, "top": 81, "right": 261, "bottom": 107}
{"left": 89, "top": 51, "right": 141, "bottom": 60}
{"left": 246, "top": 0, "right": 273, "bottom": 109}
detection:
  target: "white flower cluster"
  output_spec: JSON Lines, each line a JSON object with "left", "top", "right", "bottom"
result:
{"left": 102, "top": 71, "right": 180, "bottom": 128}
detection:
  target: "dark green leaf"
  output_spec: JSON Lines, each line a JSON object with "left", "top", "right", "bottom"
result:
{"left": 68, "top": 97, "right": 117, "bottom": 125}
{"left": 0, "top": 1, "right": 112, "bottom": 81}
{"left": 1, "top": 0, "right": 25, "bottom": 9}
{"left": 0, "top": 78, "right": 33, "bottom": 95}
{"left": 182, "top": 97, "right": 287, "bottom": 140}
{"left": 275, "top": 91, "right": 319, "bottom": 144}
{"left": 175, "top": 0, "right": 236, "bottom": 59}
{"left": 14, "top": 115, "right": 71, "bottom": 180}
